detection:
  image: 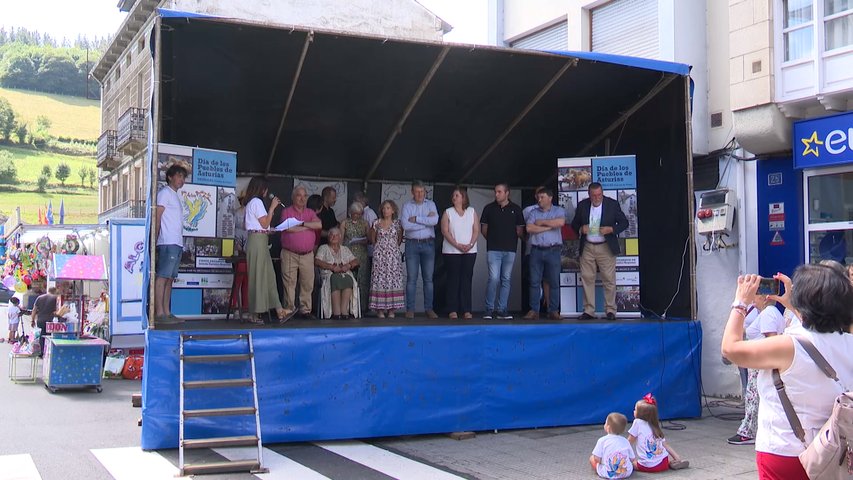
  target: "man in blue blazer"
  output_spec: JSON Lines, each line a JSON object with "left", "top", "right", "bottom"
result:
{"left": 570, "top": 182, "right": 629, "bottom": 320}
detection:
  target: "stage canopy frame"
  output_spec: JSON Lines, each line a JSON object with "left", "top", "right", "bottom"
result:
{"left": 145, "top": 11, "right": 697, "bottom": 324}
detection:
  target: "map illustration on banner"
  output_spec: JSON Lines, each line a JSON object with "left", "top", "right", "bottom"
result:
{"left": 558, "top": 155, "right": 641, "bottom": 317}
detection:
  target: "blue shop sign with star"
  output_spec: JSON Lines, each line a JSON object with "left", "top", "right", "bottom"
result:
{"left": 793, "top": 111, "right": 853, "bottom": 169}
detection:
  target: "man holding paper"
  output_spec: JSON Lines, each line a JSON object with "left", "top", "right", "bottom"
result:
{"left": 571, "top": 182, "right": 629, "bottom": 320}
{"left": 280, "top": 186, "right": 323, "bottom": 319}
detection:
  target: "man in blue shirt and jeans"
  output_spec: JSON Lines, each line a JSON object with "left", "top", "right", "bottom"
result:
{"left": 524, "top": 187, "right": 565, "bottom": 320}
{"left": 400, "top": 180, "right": 439, "bottom": 319}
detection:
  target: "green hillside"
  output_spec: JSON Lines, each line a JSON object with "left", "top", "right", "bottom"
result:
{"left": 0, "top": 145, "right": 99, "bottom": 224}
{"left": 0, "top": 86, "right": 100, "bottom": 141}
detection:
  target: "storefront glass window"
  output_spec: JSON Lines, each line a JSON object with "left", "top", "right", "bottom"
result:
{"left": 807, "top": 171, "right": 853, "bottom": 223}
{"left": 808, "top": 229, "right": 853, "bottom": 264}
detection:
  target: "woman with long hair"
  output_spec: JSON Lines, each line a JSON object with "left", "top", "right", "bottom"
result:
{"left": 242, "top": 177, "right": 294, "bottom": 324}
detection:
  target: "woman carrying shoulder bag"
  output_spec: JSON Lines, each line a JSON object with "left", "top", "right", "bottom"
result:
{"left": 721, "top": 265, "right": 853, "bottom": 479}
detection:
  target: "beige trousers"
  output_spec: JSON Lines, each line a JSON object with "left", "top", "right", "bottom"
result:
{"left": 281, "top": 249, "right": 315, "bottom": 313}
{"left": 580, "top": 242, "right": 617, "bottom": 315}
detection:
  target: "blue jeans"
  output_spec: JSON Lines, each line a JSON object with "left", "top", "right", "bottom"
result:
{"left": 529, "top": 246, "right": 560, "bottom": 313}
{"left": 485, "top": 250, "right": 516, "bottom": 313}
{"left": 405, "top": 239, "right": 435, "bottom": 311}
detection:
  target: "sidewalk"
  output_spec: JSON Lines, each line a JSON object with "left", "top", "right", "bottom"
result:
{"left": 378, "top": 401, "right": 758, "bottom": 480}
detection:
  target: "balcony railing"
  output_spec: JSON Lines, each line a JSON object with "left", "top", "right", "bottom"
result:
{"left": 96, "top": 130, "right": 119, "bottom": 170}
{"left": 116, "top": 107, "right": 148, "bottom": 154}
{"left": 98, "top": 199, "right": 146, "bottom": 223}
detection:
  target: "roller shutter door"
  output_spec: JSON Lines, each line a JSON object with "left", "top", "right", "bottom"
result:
{"left": 591, "top": 0, "right": 659, "bottom": 58}
{"left": 510, "top": 21, "right": 569, "bottom": 51}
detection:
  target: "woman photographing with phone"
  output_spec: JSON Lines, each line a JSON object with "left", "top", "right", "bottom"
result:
{"left": 721, "top": 265, "right": 853, "bottom": 478}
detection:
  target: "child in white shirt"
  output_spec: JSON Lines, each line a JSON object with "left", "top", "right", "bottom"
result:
{"left": 628, "top": 394, "right": 689, "bottom": 472}
{"left": 590, "top": 412, "right": 635, "bottom": 479}
{"left": 7, "top": 297, "right": 21, "bottom": 343}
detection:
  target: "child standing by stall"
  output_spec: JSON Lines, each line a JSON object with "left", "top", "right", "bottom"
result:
{"left": 6, "top": 297, "right": 21, "bottom": 343}
{"left": 590, "top": 412, "right": 635, "bottom": 478}
{"left": 628, "top": 394, "right": 689, "bottom": 472}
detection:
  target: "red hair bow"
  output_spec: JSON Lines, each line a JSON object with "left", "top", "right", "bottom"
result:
{"left": 643, "top": 393, "right": 657, "bottom": 405}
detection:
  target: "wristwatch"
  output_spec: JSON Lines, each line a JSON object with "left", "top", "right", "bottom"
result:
{"left": 731, "top": 301, "right": 749, "bottom": 310}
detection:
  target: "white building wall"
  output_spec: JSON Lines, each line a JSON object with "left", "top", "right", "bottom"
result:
{"left": 503, "top": 0, "right": 570, "bottom": 42}
{"left": 166, "top": 0, "right": 446, "bottom": 41}
{"left": 502, "top": 0, "right": 720, "bottom": 155}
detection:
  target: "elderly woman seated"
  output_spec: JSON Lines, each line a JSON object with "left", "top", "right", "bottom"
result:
{"left": 314, "top": 227, "right": 361, "bottom": 319}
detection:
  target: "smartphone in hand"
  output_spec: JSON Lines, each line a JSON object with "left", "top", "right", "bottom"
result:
{"left": 757, "top": 277, "right": 781, "bottom": 296}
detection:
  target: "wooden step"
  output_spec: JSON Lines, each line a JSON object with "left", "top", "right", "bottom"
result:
{"left": 183, "top": 407, "right": 256, "bottom": 418}
{"left": 183, "top": 378, "right": 254, "bottom": 389}
{"left": 181, "top": 353, "right": 252, "bottom": 363}
{"left": 182, "top": 460, "right": 260, "bottom": 475}
{"left": 182, "top": 435, "right": 259, "bottom": 449}
{"left": 181, "top": 333, "right": 248, "bottom": 341}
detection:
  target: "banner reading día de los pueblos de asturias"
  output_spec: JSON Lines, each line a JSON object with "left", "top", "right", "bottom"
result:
{"left": 157, "top": 143, "right": 238, "bottom": 316}
{"left": 557, "top": 155, "right": 640, "bottom": 317}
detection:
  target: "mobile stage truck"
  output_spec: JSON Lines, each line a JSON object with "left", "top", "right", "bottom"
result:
{"left": 140, "top": 10, "right": 701, "bottom": 460}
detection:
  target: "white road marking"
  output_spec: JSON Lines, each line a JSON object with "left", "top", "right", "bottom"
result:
{"left": 0, "top": 454, "right": 42, "bottom": 480}
{"left": 315, "top": 441, "right": 466, "bottom": 480}
{"left": 213, "top": 446, "right": 331, "bottom": 480}
{"left": 90, "top": 447, "right": 190, "bottom": 480}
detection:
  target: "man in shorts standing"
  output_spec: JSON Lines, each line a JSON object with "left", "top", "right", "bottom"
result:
{"left": 155, "top": 164, "right": 188, "bottom": 323}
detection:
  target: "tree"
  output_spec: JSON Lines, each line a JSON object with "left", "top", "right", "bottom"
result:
{"left": 78, "top": 165, "right": 87, "bottom": 187}
{"left": 36, "top": 174, "right": 48, "bottom": 192}
{"left": 41, "top": 165, "right": 52, "bottom": 178}
{"left": 85, "top": 166, "right": 97, "bottom": 189}
{"left": 0, "top": 150, "right": 17, "bottom": 184}
{"left": 14, "top": 122, "right": 27, "bottom": 144}
{"left": 37, "top": 50, "right": 79, "bottom": 94}
{"left": 0, "top": 97, "right": 15, "bottom": 141}
{"left": 55, "top": 162, "right": 70, "bottom": 186}
{"left": 32, "top": 115, "right": 52, "bottom": 147}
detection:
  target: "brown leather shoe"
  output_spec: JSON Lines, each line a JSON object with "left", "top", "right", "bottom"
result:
{"left": 548, "top": 312, "right": 561, "bottom": 320}
{"left": 523, "top": 310, "right": 539, "bottom": 320}
{"left": 426, "top": 310, "right": 438, "bottom": 319}
{"left": 405, "top": 311, "right": 415, "bottom": 319}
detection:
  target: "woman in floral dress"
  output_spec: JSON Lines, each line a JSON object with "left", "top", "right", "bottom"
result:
{"left": 368, "top": 200, "right": 404, "bottom": 317}
{"left": 342, "top": 202, "right": 370, "bottom": 310}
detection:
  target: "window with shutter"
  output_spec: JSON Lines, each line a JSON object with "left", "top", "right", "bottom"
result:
{"left": 509, "top": 21, "right": 569, "bottom": 51}
{"left": 591, "top": 0, "right": 660, "bottom": 59}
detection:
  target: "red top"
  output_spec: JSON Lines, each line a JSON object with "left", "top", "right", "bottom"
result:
{"left": 280, "top": 205, "right": 319, "bottom": 254}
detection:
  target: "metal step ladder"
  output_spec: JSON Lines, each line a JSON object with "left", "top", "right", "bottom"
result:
{"left": 179, "top": 332, "right": 267, "bottom": 476}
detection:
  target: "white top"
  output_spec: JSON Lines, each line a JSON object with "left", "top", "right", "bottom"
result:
{"left": 628, "top": 418, "right": 667, "bottom": 468}
{"left": 442, "top": 207, "right": 478, "bottom": 254}
{"left": 7, "top": 304, "right": 20, "bottom": 324}
{"left": 156, "top": 186, "right": 184, "bottom": 246}
{"left": 744, "top": 307, "right": 761, "bottom": 340}
{"left": 592, "top": 434, "right": 635, "bottom": 479}
{"left": 755, "top": 325, "right": 853, "bottom": 457}
{"left": 244, "top": 198, "right": 268, "bottom": 231}
{"left": 586, "top": 203, "right": 605, "bottom": 243}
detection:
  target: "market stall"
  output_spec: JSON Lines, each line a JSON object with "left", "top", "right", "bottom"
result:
{"left": 41, "top": 252, "right": 109, "bottom": 393}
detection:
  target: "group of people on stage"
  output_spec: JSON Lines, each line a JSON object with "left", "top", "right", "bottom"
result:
{"left": 155, "top": 169, "right": 630, "bottom": 323}
{"left": 240, "top": 179, "right": 631, "bottom": 322}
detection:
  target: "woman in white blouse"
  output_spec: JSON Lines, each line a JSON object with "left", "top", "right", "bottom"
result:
{"left": 722, "top": 265, "right": 853, "bottom": 479}
{"left": 242, "top": 177, "right": 294, "bottom": 324}
{"left": 440, "top": 186, "right": 479, "bottom": 320}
